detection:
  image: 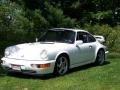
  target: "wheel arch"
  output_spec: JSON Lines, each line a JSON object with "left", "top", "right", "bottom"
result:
{"left": 95, "top": 48, "right": 105, "bottom": 60}
{"left": 55, "top": 52, "right": 70, "bottom": 68}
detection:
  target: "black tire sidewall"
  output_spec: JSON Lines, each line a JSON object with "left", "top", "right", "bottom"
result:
{"left": 95, "top": 50, "right": 105, "bottom": 65}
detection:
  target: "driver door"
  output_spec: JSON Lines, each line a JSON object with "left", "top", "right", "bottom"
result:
{"left": 74, "top": 32, "right": 96, "bottom": 64}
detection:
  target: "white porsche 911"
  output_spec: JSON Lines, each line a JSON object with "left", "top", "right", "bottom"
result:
{"left": 1, "top": 28, "right": 107, "bottom": 76}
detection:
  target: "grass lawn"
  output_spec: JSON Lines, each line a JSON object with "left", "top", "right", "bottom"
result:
{"left": 0, "top": 58, "right": 120, "bottom": 90}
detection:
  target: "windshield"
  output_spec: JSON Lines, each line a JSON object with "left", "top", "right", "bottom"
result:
{"left": 39, "top": 29, "right": 75, "bottom": 44}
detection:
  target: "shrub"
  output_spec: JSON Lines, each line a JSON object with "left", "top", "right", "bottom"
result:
{"left": 45, "top": 2, "right": 76, "bottom": 28}
{"left": 0, "top": 1, "right": 31, "bottom": 32}
{"left": 83, "top": 24, "right": 120, "bottom": 53}
{"left": 32, "top": 9, "right": 50, "bottom": 32}
{"left": 108, "top": 52, "right": 120, "bottom": 59}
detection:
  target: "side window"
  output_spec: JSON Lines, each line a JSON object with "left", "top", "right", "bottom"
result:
{"left": 87, "top": 34, "right": 96, "bottom": 42}
{"left": 76, "top": 32, "right": 83, "bottom": 41}
{"left": 76, "top": 32, "right": 88, "bottom": 43}
{"left": 76, "top": 32, "right": 96, "bottom": 43}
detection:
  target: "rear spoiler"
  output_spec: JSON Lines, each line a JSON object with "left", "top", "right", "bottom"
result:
{"left": 94, "top": 35, "right": 105, "bottom": 43}
{"left": 94, "top": 35, "right": 109, "bottom": 54}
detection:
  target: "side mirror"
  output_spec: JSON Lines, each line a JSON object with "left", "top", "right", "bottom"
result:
{"left": 76, "top": 40, "right": 83, "bottom": 46}
{"left": 35, "top": 38, "right": 38, "bottom": 42}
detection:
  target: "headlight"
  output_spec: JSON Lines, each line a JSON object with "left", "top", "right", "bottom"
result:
{"left": 5, "top": 47, "right": 11, "bottom": 57}
{"left": 5, "top": 50, "right": 10, "bottom": 57}
{"left": 40, "top": 49, "right": 48, "bottom": 60}
{"left": 4, "top": 46, "right": 20, "bottom": 57}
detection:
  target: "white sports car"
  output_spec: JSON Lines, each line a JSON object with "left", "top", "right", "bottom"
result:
{"left": 1, "top": 28, "right": 107, "bottom": 76}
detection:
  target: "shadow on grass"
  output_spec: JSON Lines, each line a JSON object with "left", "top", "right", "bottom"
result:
{"left": 7, "top": 72, "right": 56, "bottom": 80}
{"left": 6, "top": 61, "right": 110, "bottom": 80}
{"left": 0, "top": 55, "right": 7, "bottom": 77}
{"left": 68, "top": 61, "right": 110, "bottom": 74}
{"left": 0, "top": 66, "right": 7, "bottom": 77}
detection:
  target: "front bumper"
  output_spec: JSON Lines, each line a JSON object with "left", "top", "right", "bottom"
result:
{"left": 1, "top": 57, "right": 56, "bottom": 75}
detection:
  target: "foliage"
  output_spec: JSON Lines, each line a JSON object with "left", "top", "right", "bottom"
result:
{"left": 0, "top": 0, "right": 120, "bottom": 54}
{"left": 32, "top": 9, "right": 49, "bottom": 32}
{"left": 0, "top": 0, "right": 30, "bottom": 31}
{"left": 108, "top": 52, "right": 120, "bottom": 59}
{"left": 45, "top": 2, "right": 76, "bottom": 28}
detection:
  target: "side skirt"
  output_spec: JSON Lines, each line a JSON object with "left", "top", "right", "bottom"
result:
{"left": 70, "top": 60, "right": 95, "bottom": 69}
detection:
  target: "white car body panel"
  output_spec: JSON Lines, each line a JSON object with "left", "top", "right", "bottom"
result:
{"left": 1, "top": 28, "right": 106, "bottom": 75}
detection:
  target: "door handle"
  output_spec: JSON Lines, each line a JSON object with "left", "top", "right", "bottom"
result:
{"left": 89, "top": 45, "right": 92, "bottom": 48}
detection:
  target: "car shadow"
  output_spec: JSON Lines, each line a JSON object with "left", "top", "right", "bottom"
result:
{"left": 0, "top": 55, "right": 7, "bottom": 77}
{"left": 7, "top": 72, "right": 56, "bottom": 80}
{"left": 68, "top": 61, "right": 110, "bottom": 74}
{"left": 6, "top": 61, "right": 110, "bottom": 80}
{"left": 0, "top": 66, "right": 7, "bottom": 77}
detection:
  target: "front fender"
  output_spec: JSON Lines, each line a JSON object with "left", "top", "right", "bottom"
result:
{"left": 55, "top": 51, "right": 70, "bottom": 61}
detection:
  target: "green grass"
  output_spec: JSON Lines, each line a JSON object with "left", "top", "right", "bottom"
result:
{"left": 0, "top": 58, "right": 120, "bottom": 90}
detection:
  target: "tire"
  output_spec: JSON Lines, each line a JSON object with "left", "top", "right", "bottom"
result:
{"left": 54, "top": 55, "right": 69, "bottom": 76}
{"left": 95, "top": 49, "right": 105, "bottom": 65}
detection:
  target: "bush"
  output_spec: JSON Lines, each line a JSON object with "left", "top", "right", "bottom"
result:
{"left": 0, "top": 1, "right": 31, "bottom": 32}
{"left": 83, "top": 24, "right": 120, "bottom": 53}
{"left": 45, "top": 2, "right": 77, "bottom": 28}
{"left": 108, "top": 52, "right": 120, "bottom": 59}
{"left": 32, "top": 9, "right": 50, "bottom": 32}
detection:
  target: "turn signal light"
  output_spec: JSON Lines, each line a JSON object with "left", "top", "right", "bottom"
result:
{"left": 31, "top": 63, "right": 50, "bottom": 68}
{"left": 37, "top": 63, "right": 50, "bottom": 68}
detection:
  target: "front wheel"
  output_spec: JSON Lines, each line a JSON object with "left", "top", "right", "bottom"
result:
{"left": 95, "top": 49, "right": 105, "bottom": 65}
{"left": 54, "top": 55, "right": 69, "bottom": 76}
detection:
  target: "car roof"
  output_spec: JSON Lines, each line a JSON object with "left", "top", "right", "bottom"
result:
{"left": 50, "top": 28, "right": 89, "bottom": 33}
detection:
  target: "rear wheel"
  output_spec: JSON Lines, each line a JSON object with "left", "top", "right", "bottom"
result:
{"left": 95, "top": 49, "right": 105, "bottom": 65}
{"left": 54, "top": 55, "right": 69, "bottom": 76}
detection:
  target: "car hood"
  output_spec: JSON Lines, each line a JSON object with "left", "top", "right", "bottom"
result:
{"left": 5, "top": 42, "right": 71, "bottom": 60}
